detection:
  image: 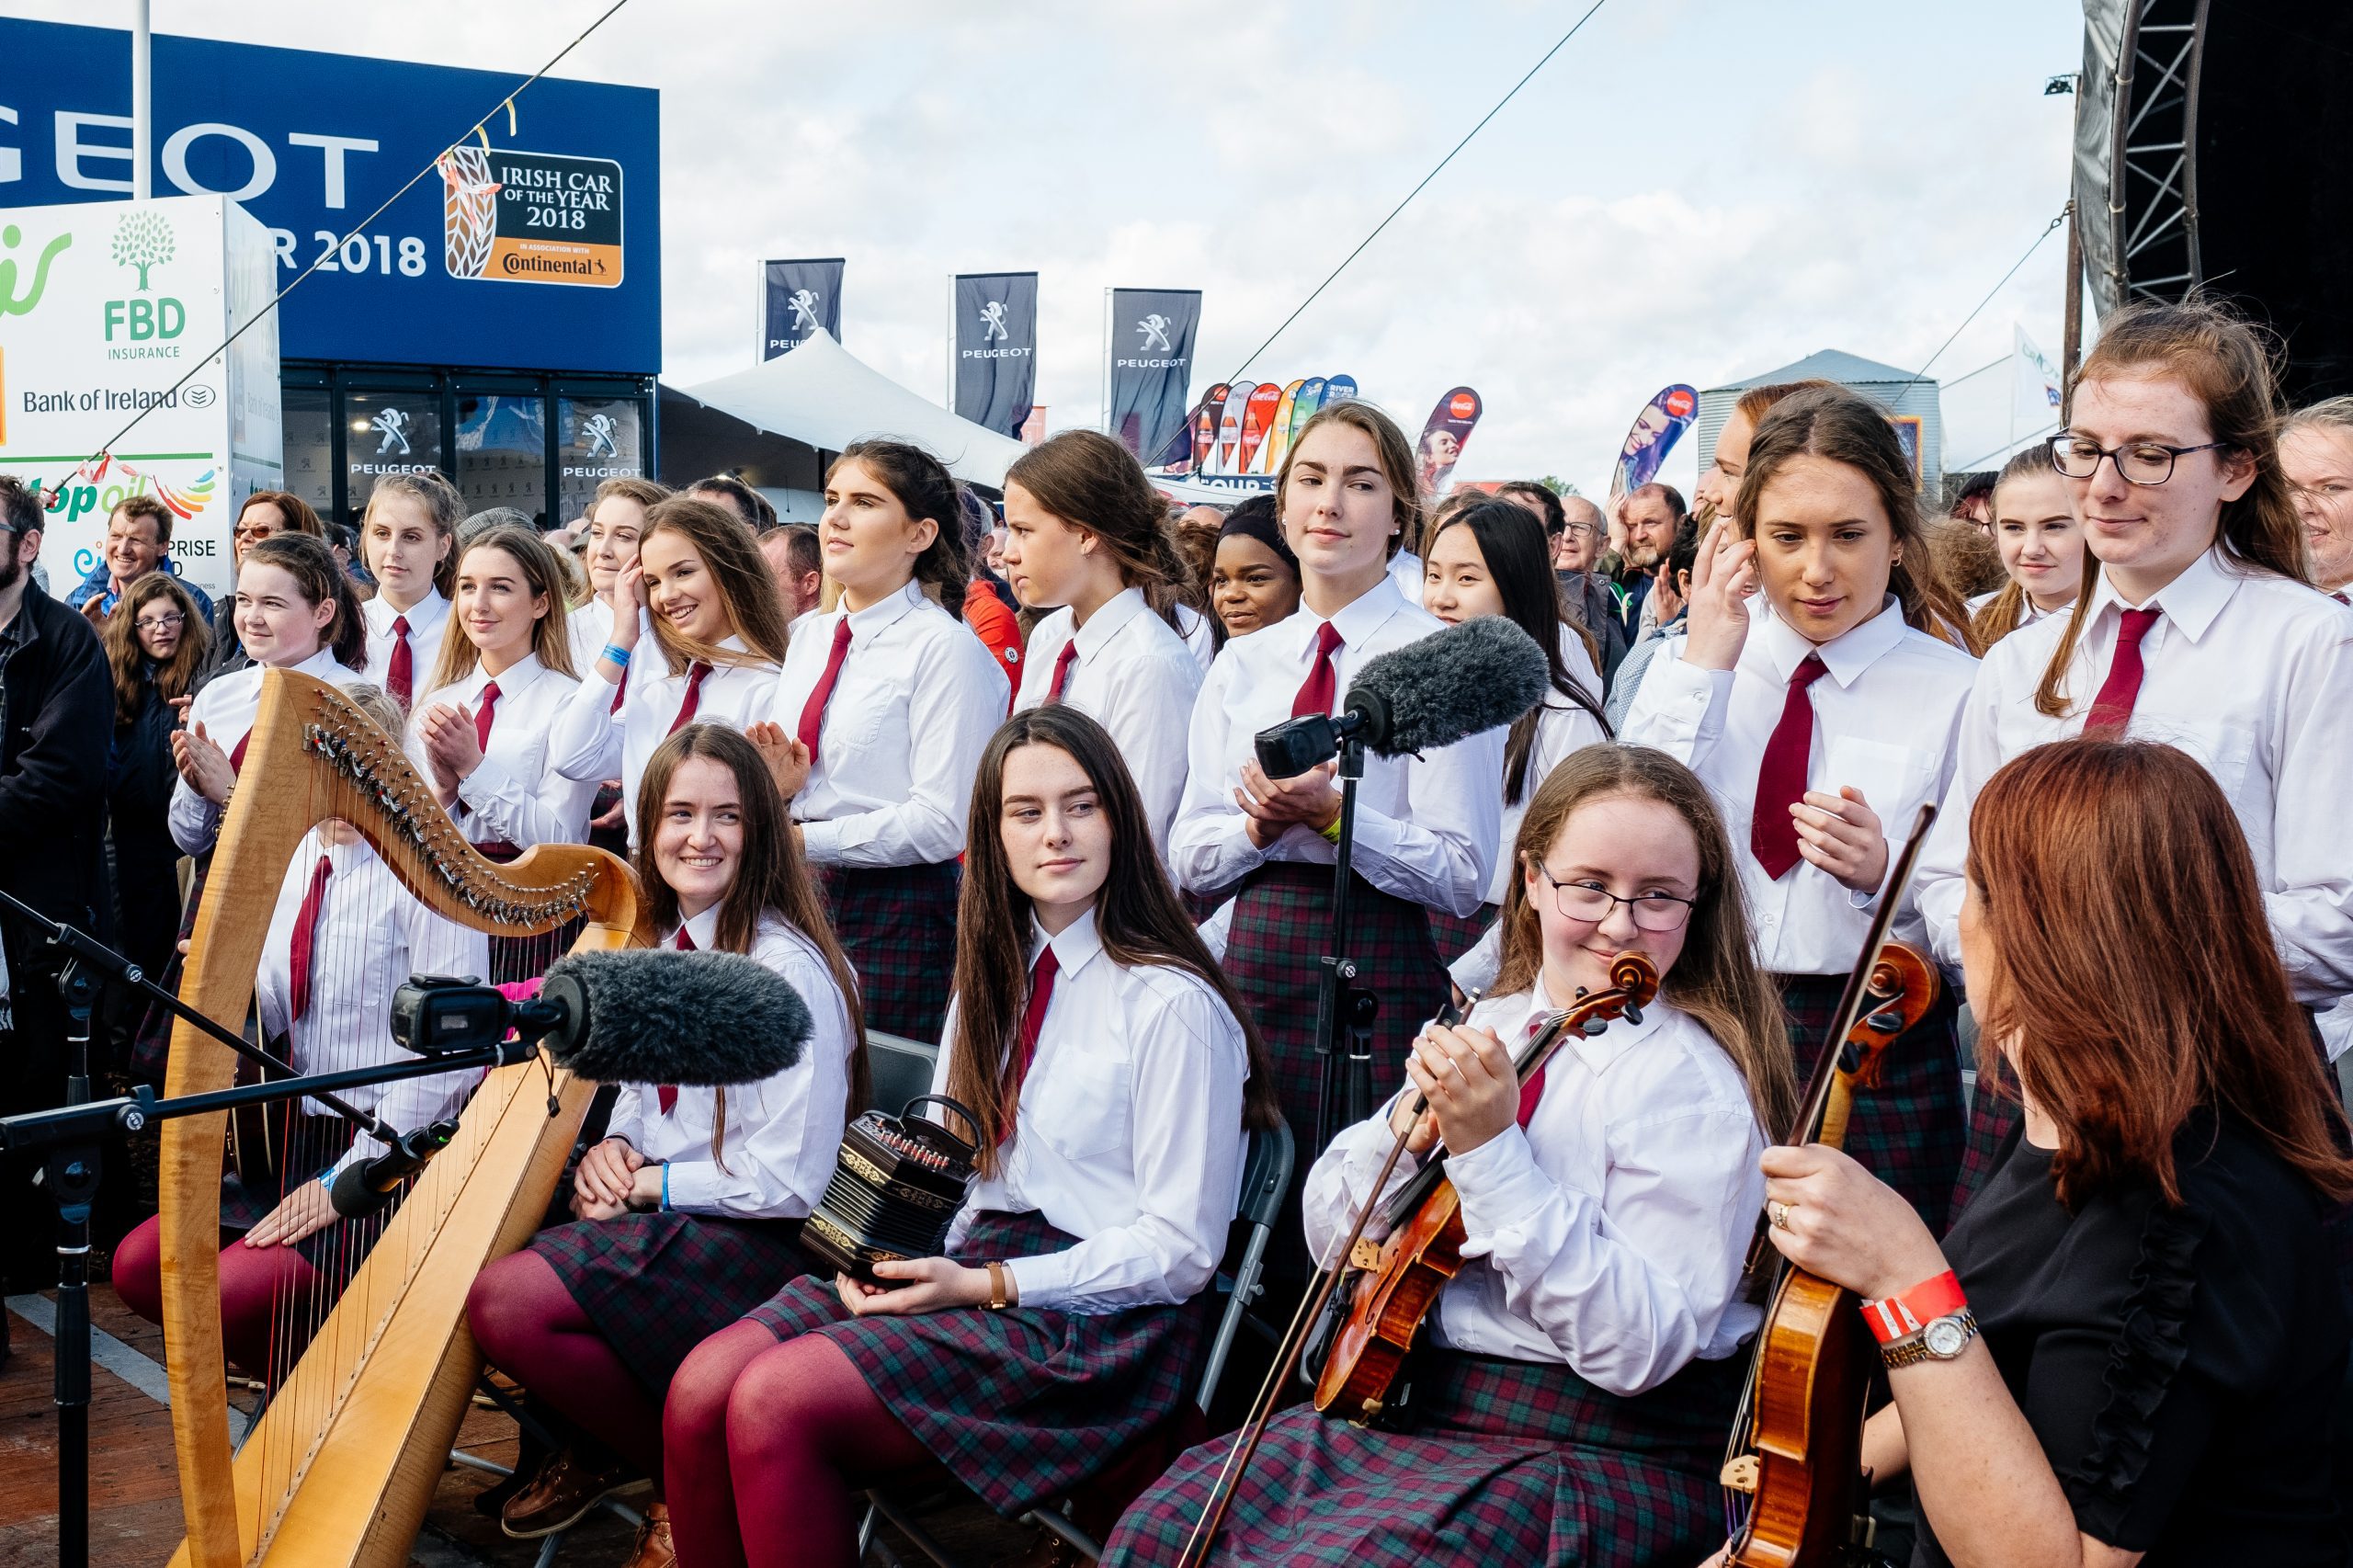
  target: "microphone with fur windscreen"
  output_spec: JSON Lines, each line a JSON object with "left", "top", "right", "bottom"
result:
{"left": 1255, "top": 615, "right": 1552, "bottom": 778}
{"left": 532, "top": 948, "right": 813, "bottom": 1085}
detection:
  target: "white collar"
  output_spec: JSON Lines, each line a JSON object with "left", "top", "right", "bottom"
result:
{"left": 1289, "top": 574, "right": 1409, "bottom": 662}
{"left": 1032, "top": 905, "right": 1105, "bottom": 980}
{"left": 1072, "top": 585, "right": 1150, "bottom": 661}
{"left": 1755, "top": 593, "right": 1908, "bottom": 687}
{"left": 2082, "top": 544, "right": 2239, "bottom": 643}
{"left": 675, "top": 903, "right": 723, "bottom": 949}
{"left": 842, "top": 578, "right": 926, "bottom": 640}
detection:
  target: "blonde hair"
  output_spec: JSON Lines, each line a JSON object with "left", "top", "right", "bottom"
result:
{"left": 422, "top": 523, "right": 582, "bottom": 694}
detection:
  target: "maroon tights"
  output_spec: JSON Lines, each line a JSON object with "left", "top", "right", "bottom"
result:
{"left": 664, "top": 1321, "right": 933, "bottom": 1568}
{"left": 112, "top": 1212, "right": 326, "bottom": 1379}
{"left": 463, "top": 1248, "right": 667, "bottom": 1477}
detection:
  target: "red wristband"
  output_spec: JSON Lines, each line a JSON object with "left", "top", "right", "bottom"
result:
{"left": 1859, "top": 1269, "right": 1968, "bottom": 1345}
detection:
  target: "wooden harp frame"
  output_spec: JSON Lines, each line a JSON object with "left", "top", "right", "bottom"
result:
{"left": 158, "top": 670, "right": 653, "bottom": 1567}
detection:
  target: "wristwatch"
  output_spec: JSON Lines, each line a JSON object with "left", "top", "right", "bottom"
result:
{"left": 1880, "top": 1308, "right": 1978, "bottom": 1369}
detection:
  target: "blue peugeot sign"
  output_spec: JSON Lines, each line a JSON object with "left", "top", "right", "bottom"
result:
{"left": 0, "top": 17, "right": 661, "bottom": 374}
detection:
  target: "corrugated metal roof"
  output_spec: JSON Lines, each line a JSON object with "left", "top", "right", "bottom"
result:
{"left": 1705, "top": 348, "right": 1927, "bottom": 392}
{"left": 1692, "top": 347, "right": 1944, "bottom": 494}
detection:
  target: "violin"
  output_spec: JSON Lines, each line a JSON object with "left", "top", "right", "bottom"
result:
{"left": 1173, "top": 954, "right": 1659, "bottom": 1568}
{"left": 1313, "top": 951, "right": 1660, "bottom": 1422}
{"left": 1720, "top": 804, "right": 1940, "bottom": 1568}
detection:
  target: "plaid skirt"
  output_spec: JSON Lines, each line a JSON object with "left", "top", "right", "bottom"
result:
{"left": 1424, "top": 903, "right": 1496, "bottom": 969}
{"left": 741, "top": 1210, "right": 1206, "bottom": 1517}
{"left": 813, "top": 861, "right": 959, "bottom": 1041}
{"left": 214, "top": 1110, "right": 393, "bottom": 1285}
{"left": 1101, "top": 1348, "right": 1745, "bottom": 1567}
{"left": 1224, "top": 862, "right": 1450, "bottom": 1280}
{"left": 528, "top": 1210, "right": 819, "bottom": 1393}
{"left": 1779, "top": 974, "right": 1965, "bottom": 1237}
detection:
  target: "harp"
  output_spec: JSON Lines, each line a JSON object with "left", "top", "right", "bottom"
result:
{"left": 157, "top": 670, "right": 653, "bottom": 1567}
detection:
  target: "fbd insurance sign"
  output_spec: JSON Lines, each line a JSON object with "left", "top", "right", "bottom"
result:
{"left": 0, "top": 195, "right": 281, "bottom": 596}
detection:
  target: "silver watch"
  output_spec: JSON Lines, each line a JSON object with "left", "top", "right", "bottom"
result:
{"left": 1881, "top": 1307, "right": 1977, "bottom": 1369}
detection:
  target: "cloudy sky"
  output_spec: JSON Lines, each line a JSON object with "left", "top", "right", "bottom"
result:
{"left": 17, "top": 0, "right": 2087, "bottom": 496}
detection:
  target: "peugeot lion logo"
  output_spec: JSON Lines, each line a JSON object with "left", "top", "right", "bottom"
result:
{"left": 789, "top": 289, "right": 823, "bottom": 332}
{"left": 583, "top": 414, "right": 620, "bottom": 460}
{"left": 372, "top": 408, "right": 413, "bottom": 457}
{"left": 979, "top": 301, "right": 1011, "bottom": 342}
{"left": 1135, "top": 314, "right": 1173, "bottom": 353}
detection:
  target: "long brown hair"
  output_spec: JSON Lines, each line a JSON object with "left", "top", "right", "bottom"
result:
{"left": 1969, "top": 445, "right": 2068, "bottom": 648}
{"left": 423, "top": 523, "right": 581, "bottom": 693}
{"left": 827, "top": 440, "right": 972, "bottom": 619}
{"left": 2035, "top": 297, "right": 2313, "bottom": 717}
{"left": 244, "top": 532, "right": 367, "bottom": 671}
{"left": 1734, "top": 385, "right": 1981, "bottom": 654}
{"left": 638, "top": 497, "right": 793, "bottom": 675}
{"left": 1005, "top": 429, "right": 1190, "bottom": 632}
{"left": 104, "top": 574, "right": 210, "bottom": 724}
{"left": 632, "top": 725, "right": 871, "bottom": 1140}
{"left": 1966, "top": 737, "right": 2352, "bottom": 1207}
{"left": 1277, "top": 401, "right": 1421, "bottom": 562}
{"left": 946, "top": 705, "right": 1279, "bottom": 1177}
{"left": 1493, "top": 745, "right": 1796, "bottom": 1137}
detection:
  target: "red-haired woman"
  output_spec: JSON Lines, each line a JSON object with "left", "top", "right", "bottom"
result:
{"left": 1915, "top": 297, "right": 2353, "bottom": 1210}
{"left": 1703, "top": 736, "right": 2351, "bottom": 1568}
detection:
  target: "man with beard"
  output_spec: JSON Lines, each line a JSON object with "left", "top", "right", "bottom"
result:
{"left": 0, "top": 475, "right": 112, "bottom": 1343}
{"left": 1612, "top": 482, "right": 1685, "bottom": 639}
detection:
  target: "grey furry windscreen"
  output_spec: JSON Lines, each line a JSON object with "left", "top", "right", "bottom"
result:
{"left": 1350, "top": 616, "right": 1552, "bottom": 757}
{"left": 540, "top": 948, "right": 812, "bottom": 1084}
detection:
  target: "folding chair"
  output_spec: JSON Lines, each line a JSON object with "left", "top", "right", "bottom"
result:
{"left": 860, "top": 1119, "right": 1297, "bottom": 1566}
{"left": 867, "top": 1028, "right": 944, "bottom": 1117}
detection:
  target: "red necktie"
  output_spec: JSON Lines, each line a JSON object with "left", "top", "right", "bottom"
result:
{"left": 474, "top": 680, "right": 501, "bottom": 753}
{"left": 609, "top": 646, "right": 630, "bottom": 715}
{"left": 387, "top": 615, "right": 413, "bottom": 708}
{"left": 1291, "top": 620, "right": 1344, "bottom": 718}
{"left": 1751, "top": 652, "right": 1830, "bottom": 881}
{"left": 1048, "top": 637, "right": 1080, "bottom": 702}
{"left": 667, "top": 661, "right": 712, "bottom": 736}
{"left": 288, "top": 852, "right": 333, "bottom": 1024}
{"left": 2086, "top": 607, "right": 2160, "bottom": 732}
{"left": 797, "top": 619, "right": 855, "bottom": 766}
{"left": 658, "top": 925, "right": 693, "bottom": 1114}
{"left": 229, "top": 730, "right": 251, "bottom": 776}
{"left": 1002, "top": 946, "right": 1060, "bottom": 1145}
{"left": 1515, "top": 1016, "right": 1549, "bottom": 1129}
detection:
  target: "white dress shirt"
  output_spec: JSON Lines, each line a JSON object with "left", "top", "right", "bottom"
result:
{"left": 937, "top": 908, "right": 1248, "bottom": 1313}
{"left": 1302, "top": 980, "right": 1766, "bottom": 1396}
{"left": 603, "top": 907, "right": 858, "bottom": 1219}
{"left": 363, "top": 588, "right": 453, "bottom": 692}
{"left": 1015, "top": 588, "right": 1204, "bottom": 855}
{"left": 1965, "top": 587, "right": 2063, "bottom": 630}
{"left": 406, "top": 653, "right": 598, "bottom": 849}
{"left": 1174, "top": 601, "right": 1216, "bottom": 672}
{"left": 1388, "top": 550, "right": 1425, "bottom": 607}
{"left": 1170, "top": 576, "right": 1503, "bottom": 916}
{"left": 546, "top": 617, "right": 779, "bottom": 845}
{"left": 170, "top": 646, "right": 369, "bottom": 854}
{"left": 1917, "top": 549, "right": 2353, "bottom": 1004}
{"left": 770, "top": 578, "right": 1011, "bottom": 868}
{"left": 254, "top": 829, "right": 491, "bottom": 1178}
{"left": 1620, "top": 596, "right": 1978, "bottom": 975}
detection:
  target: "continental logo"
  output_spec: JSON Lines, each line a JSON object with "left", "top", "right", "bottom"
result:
{"left": 440, "top": 146, "right": 624, "bottom": 289}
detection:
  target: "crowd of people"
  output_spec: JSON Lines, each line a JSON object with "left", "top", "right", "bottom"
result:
{"left": 1, "top": 293, "right": 2350, "bottom": 1568}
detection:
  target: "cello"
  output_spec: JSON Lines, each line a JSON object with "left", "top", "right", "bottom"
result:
{"left": 1176, "top": 953, "right": 1659, "bottom": 1566}
{"left": 1718, "top": 805, "right": 1940, "bottom": 1568}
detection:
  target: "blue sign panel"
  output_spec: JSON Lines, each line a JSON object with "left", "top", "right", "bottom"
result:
{"left": 0, "top": 17, "right": 660, "bottom": 373}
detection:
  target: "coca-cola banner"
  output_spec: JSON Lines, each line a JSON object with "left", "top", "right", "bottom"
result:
{"left": 952, "top": 272, "right": 1039, "bottom": 437}
{"left": 1105, "top": 288, "right": 1201, "bottom": 459}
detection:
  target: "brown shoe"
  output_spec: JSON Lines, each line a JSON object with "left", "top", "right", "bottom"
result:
{"left": 988, "top": 1525, "right": 1089, "bottom": 1568}
{"left": 498, "top": 1444, "right": 649, "bottom": 1539}
{"left": 622, "top": 1502, "right": 675, "bottom": 1568}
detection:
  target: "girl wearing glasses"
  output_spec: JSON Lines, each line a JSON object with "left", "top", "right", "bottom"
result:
{"left": 101, "top": 575, "right": 210, "bottom": 987}
{"left": 1916, "top": 296, "right": 2353, "bottom": 1210}
{"left": 1621, "top": 385, "right": 1981, "bottom": 1233}
{"left": 1107, "top": 745, "right": 1795, "bottom": 1568}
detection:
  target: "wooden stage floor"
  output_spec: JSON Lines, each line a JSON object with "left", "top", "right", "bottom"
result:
{"left": 1, "top": 1287, "right": 1025, "bottom": 1567}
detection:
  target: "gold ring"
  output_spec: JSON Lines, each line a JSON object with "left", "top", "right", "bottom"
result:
{"left": 1768, "top": 1199, "right": 1794, "bottom": 1231}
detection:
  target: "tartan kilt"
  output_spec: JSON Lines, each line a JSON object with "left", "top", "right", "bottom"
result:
{"left": 740, "top": 1210, "right": 1206, "bottom": 1517}
{"left": 813, "top": 861, "right": 959, "bottom": 1041}
{"left": 527, "top": 1210, "right": 818, "bottom": 1393}
{"left": 1223, "top": 862, "right": 1450, "bottom": 1281}
{"left": 1424, "top": 902, "right": 1496, "bottom": 969}
{"left": 1779, "top": 973, "right": 1965, "bottom": 1236}
{"left": 1951, "top": 1033, "right": 2020, "bottom": 1216}
{"left": 210, "top": 1111, "right": 392, "bottom": 1298}
{"left": 1101, "top": 1348, "right": 1745, "bottom": 1568}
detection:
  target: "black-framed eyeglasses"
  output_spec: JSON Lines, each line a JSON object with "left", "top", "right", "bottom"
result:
{"left": 1529, "top": 861, "right": 1695, "bottom": 932}
{"left": 2047, "top": 434, "right": 2231, "bottom": 486}
{"left": 135, "top": 612, "right": 186, "bottom": 632}
{"left": 1560, "top": 521, "right": 1597, "bottom": 540}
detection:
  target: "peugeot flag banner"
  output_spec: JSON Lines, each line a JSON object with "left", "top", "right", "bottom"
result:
{"left": 761, "top": 257, "right": 845, "bottom": 359}
{"left": 1106, "top": 288, "right": 1202, "bottom": 460}
{"left": 953, "top": 273, "right": 1040, "bottom": 437}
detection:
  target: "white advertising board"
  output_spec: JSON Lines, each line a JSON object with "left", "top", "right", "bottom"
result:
{"left": 0, "top": 194, "right": 282, "bottom": 597}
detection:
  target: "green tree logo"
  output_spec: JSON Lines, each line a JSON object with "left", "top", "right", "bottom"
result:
{"left": 111, "top": 210, "right": 175, "bottom": 292}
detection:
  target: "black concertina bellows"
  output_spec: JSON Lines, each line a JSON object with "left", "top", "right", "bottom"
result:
{"left": 801, "top": 1095, "right": 982, "bottom": 1282}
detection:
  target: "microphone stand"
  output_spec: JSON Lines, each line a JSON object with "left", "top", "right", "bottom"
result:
{"left": 1312, "top": 731, "right": 1381, "bottom": 1152}
{"left": 0, "top": 1036, "right": 539, "bottom": 1568}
